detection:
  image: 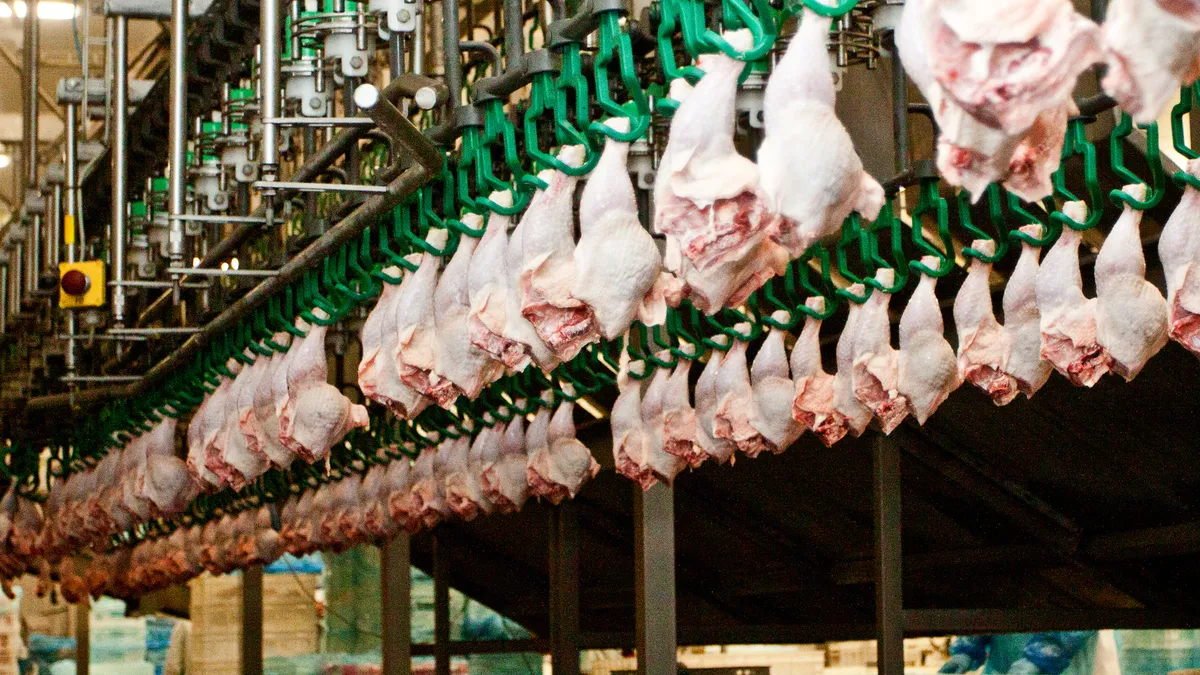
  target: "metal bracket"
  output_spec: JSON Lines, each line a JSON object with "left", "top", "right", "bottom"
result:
{"left": 56, "top": 77, "right": 154, "bottom": 106}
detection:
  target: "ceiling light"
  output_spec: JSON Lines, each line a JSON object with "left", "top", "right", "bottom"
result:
{"left": 0, "top": 1, "right": 80, "bottom": 20}
{"left": 230, "top": 257, "right": 239, "bottom": 270}
{"left": 0, "top": 155, "right": 11, "bottom": 169}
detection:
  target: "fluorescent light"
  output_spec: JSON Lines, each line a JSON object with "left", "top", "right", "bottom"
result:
{"left": 0, "top": 1, "right": 81, "bottom": 20}
{"left": 230, "top": 257, "right": 239, "bottom": 270}
{"left": 0, "top": 155, "right": 11, "bottom": 169}
{"left": 191, "top": 257, "right": 201, "bottom": 267}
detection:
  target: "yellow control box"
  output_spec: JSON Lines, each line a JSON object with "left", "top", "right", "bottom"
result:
{"left": 58, "top": 260, "right": 106, "bottom": 308}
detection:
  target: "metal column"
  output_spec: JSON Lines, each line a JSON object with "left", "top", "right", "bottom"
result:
{"left": 63, "top": 102, "right": 78, "bottom": 382}
{"left": 382, "top": 534, "right": 413, "bottom": 675}
{"left": 634, "top": 484, "right": 676, "bottom": 675}
{"left": 167, "top": 0, "right": 188, "bottom": 267}
{"left": 433, "top": 534, "right": 451, "bottom": 675}
{"left": 549, "top": 504, "right": 580, "bottom": 675}
{"left": 22, "top": 0, "right": 38, "bottom": 199}
{"left": 441, "top": 0, "right": 462, "bottom": 104}
{"left": 259, "top": 0, "right": 280, "bottom": 177}
{"left": 75, "top": 596, "right": 89, "bottom": 675}
{"left": 110, "top": 16, "right": 129, "bottom": 324}
{"left": 242, "top": 566, "right": 265, "bottom": 675}
{"left": 874, "top": 434, "right": 904, "bottom": 675}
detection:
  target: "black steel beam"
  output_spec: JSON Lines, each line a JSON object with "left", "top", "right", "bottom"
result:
{"left": 434, "top": 534, "right": 451, "bottom": 675}
{"left": 382, "top": 534, "right": 413, "bottom": 675}
{"left": 549, "top": 504, "right": 581, "bottom": 675}
{"left": 634, "top": 483, "right": 677, "bottom": 675}
{"left": 242, "top": 565, "right": 264, "bottom": 675}
{"left": 1084, "top": 520, "right": 1200, "bottom": 561}
{"left": 411, "top": 639, "right": 550, "bottom": 656}
{"left": 832, "top": 544, "right": 1051, "bottom": 585}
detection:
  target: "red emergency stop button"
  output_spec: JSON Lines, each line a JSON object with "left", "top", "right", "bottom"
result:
{"left": 61, "top": 269, "right": 90, "bottom": 296}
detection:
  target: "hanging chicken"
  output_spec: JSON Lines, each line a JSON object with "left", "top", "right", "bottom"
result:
{"left": 758, "top": 8, "right": 884, "bottom": 256}
{"left": 898, "top": 258, "right": 961, "bottom": 423}
{"left": 851, "top": 269, "right": 908, "bottom": 434}
{"left": 1004, "top": 225, "right": 1055, "bottom": 397}
{"left": 953, "top": 241, "right": 1019, "bottom": 405}
{"left": 1102, "top": 0, "right": 1200, "bottom": 125}
{"left": 750, "top": 314, "right": 803, "bottom": 453}
{"left": 1159, "top": 160, "right": 1200, "bottom": 357}
{"left": 791, "top": 297, "right": 850, "bottom": 447}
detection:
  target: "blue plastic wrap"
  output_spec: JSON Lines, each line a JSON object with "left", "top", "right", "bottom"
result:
{"left": 1023, "top": 632, "right": 1093, "bottom": 675}
{"left": 265, "top": 552, "right": 324, "bottom": 575}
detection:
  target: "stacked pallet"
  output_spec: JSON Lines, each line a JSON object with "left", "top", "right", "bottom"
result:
{"left": 0, "top": 592, "right": 19, "bottom": 675}
{"left": 189, "top": 572, "right": 320, "bottom": 675}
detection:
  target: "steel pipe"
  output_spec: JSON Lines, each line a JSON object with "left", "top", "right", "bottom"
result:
{"left": 260, "top": 0, "right": 281, "bottom": 176}
{"left": 65, "top": 104, "right": 78, "bottom": 263}
{"left": 442, "top": 0, "right": 463, "bottom": 104}
{"left": 504, "top": 0, "right": 524, "bottom": 60}
{"left": 22, "top": 0, "right": 38, "bottom": 199}
{"left": 26, "top": 217, "right": 39, "bottom": 294}
{"left": 111, "top": 16, "right": 130, "bottom": 324}
{"left": 167, "top": 0, "right": 189, "bottom": 266}
{"left": 355, "top": 84, "right": 445, "bottom": 172}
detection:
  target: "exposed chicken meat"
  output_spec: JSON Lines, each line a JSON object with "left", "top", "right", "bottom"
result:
{"left": 504, "top": 211, "right": 560, "bottom": 371}
{"left": 360, "top": 464, "right": 398, "bottom": 542}
{"left": 445, "top": 426, "right": 495, "bottom": 521}
{"left": 953, "top": 241, "right": 1019, "bottom": 404}
{"left": 1158, "top": 159, "right": 1200, "bottom": 357}
{"left": 898, "top": 259, "right": 962, "bottom": 424}
{"left": 187, "top": 373, "right": 230, "bottom": 489}
{"left": 712, "top": 333, "right": 770, "bottom": 457}
{"left": 280, "top": 312, "right": 370, "bottom": 462}
{"left": 898, "top": 0, "right": 1101, "bottom": 201}
{"left": 209, "top": 351, "right": 269, "bottom": 488}
{"left": 482, "top": 419, "right": 531, "bottom": 514}
{"left": 667, "top": 232, "right": 790, "bottom": 315}
{"left": 654, "top": 31, "right": 779, "bottom": 270}
{"left": 9, "top": 496, "right": 42, "bottom": 557}
{"left": 519, "top": 145, "right": 600, "bottom": 361}
{"left": 573, "top": 118, "right": 663, "bottom": 339}
{"left": 1035, "top": 202, "right": 1113, "bottom": 387}
{"left": 385, "top": 456, "right": 420, "bottom": 535}
{"left": 1095, "top": 185, "right": 1169, "bottom": 380}
{"left": 1003, "top": 225, "right": 1055, "bottom": 396}
{"left": 639, "top": 362, "right": 688, "bottom": 487}
{"left": 360, "top": 262, "right": 433, "bottom": 418}
{"left": 851, "top": 269, "right": 909, "bottom": 433}
{"left": 790, "top": 297, "right": 850, "bottom": 446}
{"left": 1102, "top": 0, "right": 1200, "bottom": 125}
{"left": 528, "top": 402, "right": 600, "bottom": 503}
{"left": 469, "top": 194, "right": 532, "bottom": 370}
{"left": 396, "top": 229, "right": 462, "bottom": 406}
{"left": 759, "top": 9, "right": 883, "bottom": 256}
{"left": 750, "top": 314, "right": 803, "bottom": 452}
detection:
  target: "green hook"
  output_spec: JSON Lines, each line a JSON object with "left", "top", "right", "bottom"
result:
{"left": 959, "top": 186, "right": 1009, "bottom": 263}
{"left": 1109, "top": 113, "right": 1166, "bottom": 210}
{"left": 1051, "top": 117, "right": 1103, "bottom": 231}
{"left": 1005, "top": 191, "right": 1061, "bottom": 247}
{"left": 864, "top": 201, "right": 911, "bottom": 291}
{"left": 835, "top": 214, "right": 874, "bottom": 303}
{"left": 589, "top": 11, "right": 652, "bottom": 142}
{"left": 909, "top": 178, "right": 954, "bottom": 278}
{"left": 552, "top": 42, "right": 602, "bottom": 176}
{"left": 1170, "top": 82, "right": 1200, "bottom": 191}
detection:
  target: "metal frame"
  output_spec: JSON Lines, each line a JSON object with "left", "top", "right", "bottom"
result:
{"left": 242, "top": 565, "right": 264, "bottom": 675}
{"left": 874, "top": 434, "right": 904, "bottom": 675}
{"left": 382, "top": 534, "right": 413, "bottom": 675}
{"left": 634, "top": 484, "right": 676, "bottom": 675}
{"left": 549, "top": 503, "right": 580, "bottom": 675}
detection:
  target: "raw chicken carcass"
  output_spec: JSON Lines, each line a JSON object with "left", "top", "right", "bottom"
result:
{"left": 396, "top": 229, "right": 462, "bottom": 406}
{"left": 668, "top": 232, "right": 790, "bottom": 315}
{"left": 444, "top": 427, "right": 496, "bottom": 521}
{"left": 410, "top": 443, "right": 452, "bottom": 529}
{"left": 851, "top": 269, "right": 909, "bottom": 433}
{"left": 791, "top": 297, "right": 851, "bottom": 446}
{"left": 639, "top": 361, "right": 688, "bottom": 487}
{"left": 468, "top": 194, "right": 531, "bottom": 370}
{"left": 750, "top": 313, "right": 803, "bottom": 452}
{"left": 528, "top": 402, "right": 600, "bottom": 504}
{"left": 138, "top": 417, "right": 198, "bottom": 516}
{"left": 573, "top": 118, "right": 663, "bottom": 339}
{"left": 1035, "top": 202, "right": 1113, "bottom": 387}
{"left": 250, "top": 333, "right": 298, "bottom": 468}
{"left": 611, "top": 354, "right": 650, "bottom": 487}
{"left": 482, "top": 420, "right": 531, "bottom": 514}
{"left": 833, "top": 291, "right": 876, "bottom": 437}
{"left": 1102, "top": 0, "right": 1200, "bottom": 125}
{"left": 953, "top": 240, "right": 1019, "bottom": 405}
{"left": 692, "top": 346, "right": 738, "bottom": 464}
{"left": 382, "top": 458, "right": 417, "bottom": 534}
{"left": 1158, "top": 159, "right": 1200, "bottom": 357}
{"left": 654, "top": 31, "right": 779, "bottom": 270}
{"left": 187, "top": 375, "right": 230, "bottom": 489}
{"left": 433, "top": 216, "right": 504, "bottom": 400}
{"left": 1004, "top": 224, "right": 1055, "bottom": 396}
{"left": 520, "top": 145, "right": 601, "bottom": 362}
{"left": 758, "top": 9, "right": 884, "bottom": 256}
{"left": 503, "top": 212, "right": 560, "bottom": 370}
{"left": 1095, "top": 185, "right": 1169, "bottom": 381}
{"left": 280, "top": 311, "right": 370, "bottom": 461}
{"left": 661, "top": 357, "right": 705, "bottom": 468}
{"left": 711, "top": 330, "right": 770, "bottom": 457}
{"left": 898, "top": 258, "right": 962, "bottom": 423}
{"left": 360, "top": 262, "right": 432, "bottom": 418}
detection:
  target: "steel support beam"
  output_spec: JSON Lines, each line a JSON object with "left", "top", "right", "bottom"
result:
{"left": 874, "top": 434, "right": 904, "bottom": 675}
{"left": 433, "top": 534, "right": 451, "bottom": 675}
{"left": 166, "top": 0, "right": 188, "bottom": 266}
{"left": 549, "top": 503, "right": 580, "bottom": 675}
{"left": 75, "top": 596, "right": 89, "bottom": 675}
{"left": 242, "top": 565, "right": 264, "bottom": 675}
{"left": 634, "top": 483, "right": 676, "bottom": 675}
{"left": 382, "top": 534, "right": 413, "bottom": 675}
{"left": 111, "top": 16, "right": 129, "bottom": 324}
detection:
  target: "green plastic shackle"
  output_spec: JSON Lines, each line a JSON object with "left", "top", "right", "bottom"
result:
{"left": 1051, "top": 117, "right": 1104, "bottom": 231}
{"left": 1109, "top": 113, "right": 1166, "bottom": 210}
{"left": 552, "top": 42, "right": 602, "bottom": 176}
{"left": 1005, "top": 191, "right": 1061, "bottom": 247}
{"left": 909, "top": 178, "right": 955, "bottom": 278}
{"left": 1170, "top": 83, "right": 1200, "bottom": 190}
{"left": 865, "top": 201, "right": 911, "bottom": 292}
{"left": 835, "top": 214, "right": 874, "bottom": 303}
{"left": 959, "top": 185, "right": 1010, "bottom": 263}
{"left": 589, "top": 11, "right": 652, "bottom": 142}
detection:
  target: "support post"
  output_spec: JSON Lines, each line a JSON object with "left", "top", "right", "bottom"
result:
{"left": 167, "top": 0, "right": 188, "bottom": 267}
{"left": 634, "top": 483, "right": 676, "bottom": 675}
{"left": 549, "top": 504, "right": 580, "bottom": 675}
{"left": 433, "top": 534, "right": 451, "bottom": 675}
{"left": 21, "top": 0, "right": 38, "bottom": 200}
{"left": 874, "top": 434, "right": 904, "bottom": 675}
{"left": 382, "top": 534, "right": 413, "bottom": 675}
{"left": 110, "top": 15, "right": 129, "bottom": 324}
{"left": 242, "top": 566, "right": 264, "bottom": 675}
{"left": 75, "top": 596, "right": 89, "bottom": 675}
